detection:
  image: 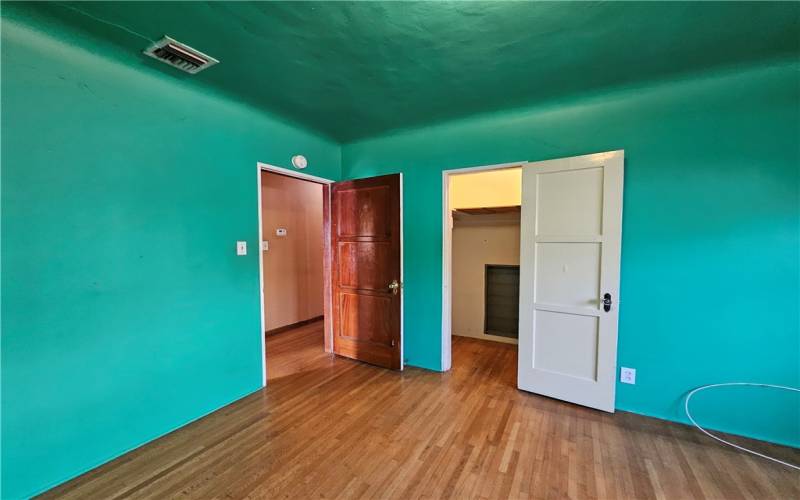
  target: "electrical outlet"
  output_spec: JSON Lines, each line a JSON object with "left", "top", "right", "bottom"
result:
{"left": 620, "top": 367, "right": 636, "bottom": 385}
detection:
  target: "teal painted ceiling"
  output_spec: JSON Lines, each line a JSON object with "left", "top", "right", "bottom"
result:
{"left": 8, "top": 1, "right": 800, "bottom": 141}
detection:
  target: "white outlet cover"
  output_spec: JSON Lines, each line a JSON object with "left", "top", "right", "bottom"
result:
{"left": 620, "top": 367, "right": 636, "bottom": 385}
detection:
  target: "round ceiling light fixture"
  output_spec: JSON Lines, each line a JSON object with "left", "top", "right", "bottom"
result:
{"left": 291, "top": 155, "right": 308, "bottom": 170}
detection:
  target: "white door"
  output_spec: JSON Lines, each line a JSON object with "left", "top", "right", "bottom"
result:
{"left": 517, "top": 151, "right": 624, "bottom": 412}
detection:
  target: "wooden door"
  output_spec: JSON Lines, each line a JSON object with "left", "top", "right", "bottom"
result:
{"left": 517, "top": 151, "right": 624, "bottom": 412}
{"left": 331, "top": 174, "right": 402, "bottom": 369}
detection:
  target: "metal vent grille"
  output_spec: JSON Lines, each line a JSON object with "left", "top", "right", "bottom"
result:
{"left": 484, "top": 264, "right": 520, "bottom": 339}
{"left": 143, "top": 36, "right": 218, "bottom": 74}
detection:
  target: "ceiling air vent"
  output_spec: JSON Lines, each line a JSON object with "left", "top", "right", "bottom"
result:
{"left": 144, "top": 36, "right": 218, "bottom": 74}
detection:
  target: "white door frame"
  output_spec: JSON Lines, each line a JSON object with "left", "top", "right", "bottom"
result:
{"left": 256, "top": 162, "right": 334, "bottom": 387}
{"left": 441, "top": 161, "right": 527, "bottom": 371}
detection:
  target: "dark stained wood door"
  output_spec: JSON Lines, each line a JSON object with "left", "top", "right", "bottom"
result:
{"left": 331, "top": 174, "right": 401, "bottom": 369}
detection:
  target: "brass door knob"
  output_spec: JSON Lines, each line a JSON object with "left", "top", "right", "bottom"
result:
{"left": 389, "top": 280, "right": 400, "bottom": 295}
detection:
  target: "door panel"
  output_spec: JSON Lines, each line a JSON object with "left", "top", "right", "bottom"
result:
{"left": 336, "top": 186, "right": 390, "bottom": 238}
{"left": 533, "top": 311, "right": 599, "bottom": 380}
{"left": 338, "top": 242, "right": 394, "bottom": 290}
{"left": 536, "top": 166, "right": 604, "bottom": 236}
{"left": 332, "top": 174, "right": 401, "bottom": 370}
{"left": 535, "top": 242, "right": 601, "bottom": 308}
{"left": 518, "top": 151, "right": 623, "bottom": 412}
{"left": 339, "top": 292, "right": 394, "bottom": 343}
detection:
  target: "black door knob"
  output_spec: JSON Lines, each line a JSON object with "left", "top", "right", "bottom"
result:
{"left": 603, "top": 293, "right": 612, "bottom": 312}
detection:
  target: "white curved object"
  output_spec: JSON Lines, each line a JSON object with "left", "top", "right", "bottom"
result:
{"left": 684, "top": 382, "right": 800, "bottom": 470}
{"left": 291, "top": 155, "right": 308, "bottom": 169}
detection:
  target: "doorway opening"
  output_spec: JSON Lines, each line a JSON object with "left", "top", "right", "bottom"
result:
{"left": 257, "top": 163, "right": 333, "bottom": 383}
{"left": 444, "top": 165, "right": 523, "bottom": 374}
{"left": 257, "top": 164, "right": 405, "bottom": 384}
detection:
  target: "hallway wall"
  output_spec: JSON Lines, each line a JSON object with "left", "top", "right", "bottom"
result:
{"left": 261, "top": 172, "right": 324, "bottom": 331}
{"left": 452, "top": 215, "right": 520, "bottom": 343}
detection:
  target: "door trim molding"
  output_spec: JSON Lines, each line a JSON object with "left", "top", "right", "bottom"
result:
{"left": 441, "top": 161, "right": 527, "bottom": 372}
{"left": 257, "top": 162, "right": 335, "bottom": 387}
{"left": 258, "top": 162, "right": 334, "bottom": 184}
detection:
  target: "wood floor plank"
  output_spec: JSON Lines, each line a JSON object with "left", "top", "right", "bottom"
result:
{"left": 39, "top": 322, "right": 800, "bottom": 499}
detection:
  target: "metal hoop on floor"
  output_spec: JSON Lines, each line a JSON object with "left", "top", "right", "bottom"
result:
{"left": 684, "top": 382, "right": 800, "bottom": 470}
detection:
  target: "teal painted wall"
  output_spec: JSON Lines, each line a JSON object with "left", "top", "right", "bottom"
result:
{"left": 343, "top": 59, "right": 800, "bottom": 448}
{"left": 1, "top": 11, "right": 340, "bottom": 499}
{"left": 2, "top": 3, "right": 799, "bottom": 498}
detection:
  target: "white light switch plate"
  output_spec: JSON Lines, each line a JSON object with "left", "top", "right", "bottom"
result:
{"left": 620, "top": 367, "right": 636, "bottom": 385}
{"left": 261, "top": 241, "right": 269, "bottom": 251}
{"left": 236, "top": 241, "right": 247, "bottom": 256}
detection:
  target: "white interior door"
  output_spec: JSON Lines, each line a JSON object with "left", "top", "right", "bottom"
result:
{"left": 517, "top": 151, "right": 624, "bottom": 412}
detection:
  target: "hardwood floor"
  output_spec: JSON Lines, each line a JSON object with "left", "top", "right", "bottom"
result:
{"left": 265, "top": 319, "right": 334, "bottom": 381}
{"left": 42, "top": 321, "right": 799, "bottom": 499}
